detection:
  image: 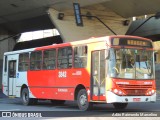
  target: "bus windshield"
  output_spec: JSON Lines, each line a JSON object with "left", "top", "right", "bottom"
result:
{"left": 108, "top": 48, "right": 154, "bottom": 79}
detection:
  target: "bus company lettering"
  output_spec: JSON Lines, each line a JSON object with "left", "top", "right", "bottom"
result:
{"left": 58, "top": 88, "right": 68, "bottom": 92}
{"left": 116, "top": 82, "right": 129, "bottom": 85}
{"left": 144, "top": 82, "right": 152, "bottom": 85}
{"left": 72, "top": 71, "right": 82, "bottom": 76}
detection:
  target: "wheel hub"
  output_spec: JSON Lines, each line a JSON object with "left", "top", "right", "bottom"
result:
{"left": 79, "top": 94, "right": 87, "bottom": 106}
{"left": 23, "top": 92, "right": 28, "bottom": 102}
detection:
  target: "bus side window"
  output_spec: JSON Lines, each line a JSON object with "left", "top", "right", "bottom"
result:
{"left": 18, "top": 53, "right": 29, "bottom": 71}
{"left": 9, "top": 62, "right": 15, "bottom": 78}
{"left": 43, "top": 49, "right": 56, "bottom": 70}
{"left": 4, "top": 56, "right": 7, "bottom": 72}
{"left": 74, "top": 46, "right": 87, "bottom": 68}
{"left": 30, "top": 51, "right": 42, "bottom": 70}
{"left": 58, "top": 47, "right": 72, "bottom": 69}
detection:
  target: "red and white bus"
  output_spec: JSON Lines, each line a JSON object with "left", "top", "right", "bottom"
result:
{"left": 2, "top": 35, "right": 156, "bottom": 110}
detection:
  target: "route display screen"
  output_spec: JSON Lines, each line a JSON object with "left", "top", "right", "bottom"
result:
{"left": 111, "top": 38, "right": 152, "bottom": 48}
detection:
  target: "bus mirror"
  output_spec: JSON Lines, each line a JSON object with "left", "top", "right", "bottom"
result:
{"left": 154, "top": 51, "right": 158, "bottom": 63}
{"left": 106, "top": 50, "right": 110, "bottom": 59}
{"left": 154, "top": 51, "right": 158, "bottom": 54}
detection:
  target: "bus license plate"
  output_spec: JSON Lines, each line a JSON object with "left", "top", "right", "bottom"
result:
{"left": 133, "top": 98, "right": 141, "bottom": 102}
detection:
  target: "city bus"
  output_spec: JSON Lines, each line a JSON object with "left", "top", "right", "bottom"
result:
{"left": 2, "top": 35, "right": 156, "bottom": 111}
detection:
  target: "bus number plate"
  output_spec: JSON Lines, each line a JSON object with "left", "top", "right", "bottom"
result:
{"left": 133, "top": 98, "right": 141, "bottom": 102}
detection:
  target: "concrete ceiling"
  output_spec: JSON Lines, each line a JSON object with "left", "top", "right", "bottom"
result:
{"left": 1, "top": 0, "right": 160, "bottom": 33}
{"left": 103, "top": 0, "right": 160, "bottom": 18}
{"left": 0, "top": 0, "right": 109, "bottom": 25}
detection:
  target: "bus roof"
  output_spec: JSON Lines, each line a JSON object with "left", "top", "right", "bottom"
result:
{"left": 4, "top": 35, "right": 152, "bottom": 55}
{"left": 4, "top": 36, "right": 110, "bottom": 55}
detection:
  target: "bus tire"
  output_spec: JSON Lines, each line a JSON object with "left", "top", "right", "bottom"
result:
{"left": 113, "top": 103, "right": 128, "bottom": 109}
{"left": 21, "top": 88, "right": 34, "bottom": 105}
{"left": 77, "top": 89, "right": 92, "bottom": 111}
{"left": 51, "top": 100, "right": 65, "bottom": 105}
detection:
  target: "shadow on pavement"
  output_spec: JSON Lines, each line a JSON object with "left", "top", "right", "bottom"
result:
{"left": 0, "top": 90, "right": 7, "bottom": 98}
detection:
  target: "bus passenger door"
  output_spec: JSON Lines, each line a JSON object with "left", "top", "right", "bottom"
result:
{"left": 8, "top": 60, "right": 17, "bottom": 96}
{"left": 91, "top": 50, "right": 106, "bottom": 101}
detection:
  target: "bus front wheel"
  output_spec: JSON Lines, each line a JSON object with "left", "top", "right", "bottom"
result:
{"left": 77, "top": 89, "right": 92, "bottom": 111}
{"left": 113, "top": 103, "right": 128, "bottom": 109}
{"left": 21, "top": 88, "right": 37, "bottom": 105}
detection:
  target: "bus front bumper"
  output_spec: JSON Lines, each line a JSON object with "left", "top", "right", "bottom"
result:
{"left": 106, "top": 91, "right": 156, "bottom": 103}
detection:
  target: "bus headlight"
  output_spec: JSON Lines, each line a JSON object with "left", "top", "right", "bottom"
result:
{"left": 111, "top": 88, "right": 126, "bottom": 96}
{"left": 145, "top": 89, "right": 155, "bottom": 96}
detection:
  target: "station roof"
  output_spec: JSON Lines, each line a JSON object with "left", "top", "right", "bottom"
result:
{"left": 1, "top": 0, "right": 160, "bottom": 33}
{"left": 13, "top": 35, "right": 62, "bottom": 51}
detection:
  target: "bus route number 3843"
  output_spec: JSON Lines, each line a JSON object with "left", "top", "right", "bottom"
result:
{"left": 58, "top": 71, "right": 67, "bottom": 78}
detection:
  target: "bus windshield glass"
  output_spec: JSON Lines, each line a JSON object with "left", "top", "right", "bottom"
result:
{"left": 108, "top": 48, "right": 154, "bottom": 79}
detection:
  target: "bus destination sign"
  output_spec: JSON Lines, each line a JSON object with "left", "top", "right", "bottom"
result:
{"left": 111, "top": 38, "right": 152, "bottom": 48}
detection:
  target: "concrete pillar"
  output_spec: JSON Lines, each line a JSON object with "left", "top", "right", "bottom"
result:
{"left": 48, "top": 4, "right": 131, "bottom": 42}
{"left": 0, "top": 28, "right": 16, "bottom": 90}
{"left": 151, "top": 42, "right": 160, "bottom": 90}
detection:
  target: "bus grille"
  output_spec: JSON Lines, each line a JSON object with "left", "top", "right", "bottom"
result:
{"left": 125, "top": 89, "right": 146, "bottom": 96}
{"left": 117, "top": 84, "right": 152, "bottom": 96}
